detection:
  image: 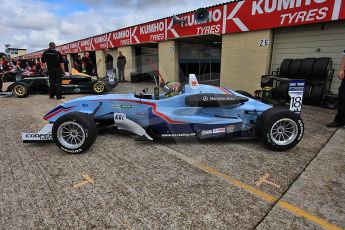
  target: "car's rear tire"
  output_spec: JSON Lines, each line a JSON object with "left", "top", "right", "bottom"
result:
{"left": 52, "top": 112, "right": 97, "bottom": 154}
{"left": 277, "top": 81, "right": 289, "bottom": 100}
{"left": 93, "top": 81, "right": 106, "bottom": 94}
{"left": 12, "top": 83, "right": 29, "bottom": 98}
{"left": 260, "top": 109, "right": 304, "bottom": 151}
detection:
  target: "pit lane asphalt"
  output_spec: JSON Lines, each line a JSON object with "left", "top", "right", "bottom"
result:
{"left": 0, "top": 82, "right": 344, "bottom": 229}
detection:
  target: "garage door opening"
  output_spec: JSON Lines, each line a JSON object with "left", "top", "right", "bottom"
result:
{"left": 178, "top": 35, "right": 222, "bottom": 86}
{"left": 134, "top": 43, "right": 159, "bottom": 83}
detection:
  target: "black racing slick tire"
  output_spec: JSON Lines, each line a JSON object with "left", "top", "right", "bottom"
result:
{"left": 300, "top": 58, "right": 316, "bottom": 80}
{"left": 260, "top": 109, "right": 304, "bottom": 151}
{"left": 309, "top": 84, "right": 325, "bottom": 106}
{"left": 277, "top": 81, "right": 289, "bottom": 100}
{"left": 289, "top": 59, "right": 303, "bottom": 79}
{"left": 52, "top": 112, "right": 98, "bottom": 154}
{"left": 303, "top": 83, "right": 312, "bottom": 104}
{"left": 312, "top": 57, "right": 332, "bottom": 80}
{"left": 235, "top": 90, "right": 254, "bottom": 99}
{"left": 255, "top": 107, "right": 286, "bottom": 137}
{"left": 279, "top": 59, "right": 293, "bottom": 77}
{"left": 12, "top": 82, "right": 29, "bottom": 98}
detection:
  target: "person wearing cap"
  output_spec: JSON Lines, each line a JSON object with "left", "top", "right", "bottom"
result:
{"left": 327, "top": 50, "right": 345, "bottom": 127}
{"left": 41, "top": 42, "right": 65, "bottom": 100}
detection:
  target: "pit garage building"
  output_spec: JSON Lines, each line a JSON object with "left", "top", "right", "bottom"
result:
{"left": 19, "top": 0, "right": 345, "bottom": 94}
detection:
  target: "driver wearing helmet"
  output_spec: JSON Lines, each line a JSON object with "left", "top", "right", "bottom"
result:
{"left": 160, "top": 81, "right": 182, "bottom": 97}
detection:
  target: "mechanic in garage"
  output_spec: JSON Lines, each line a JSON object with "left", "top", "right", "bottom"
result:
{"left": 82, "top": 52, "right": 94, "bottom": 76}
{"left": 327, "top": 50, "right": 345, "bottom": 128}
{"left": 41, "top": 42, "right": 65, "bottom": 100}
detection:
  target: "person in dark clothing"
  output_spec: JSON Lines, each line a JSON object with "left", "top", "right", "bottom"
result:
{"left": 117, "top": 51, "right": 126, "bottom": 82}
{"left": 74, "top": 55, "right": 83, "bottom": 72}
{"left": 82, "top": 52, "right": 94, "bottom": 76}
{"left": 105, "top": 48, "right": 113, "bottom": 70}
{"left": 327, "top": 50, "right": 345, "bottom": 128}
{"left": 104, "top": 48, "right": 114, "bottom": 79}
{"left": 41, "top": 42, "right": 65, "bottom": 100}
{"left": 19, "top": 59, "right": 27, "bottom": 69}
{"left": 63, "top": 55, "right": 69, "bottom": 73}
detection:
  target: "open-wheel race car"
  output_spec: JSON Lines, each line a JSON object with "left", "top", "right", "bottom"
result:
{"left": 1, "top": 68, "right": 117, "bottom": 98}
{"left": 0, "top": 68, "right": 42, "bottom": 83}
{"left": 22, "top": 75, "right": 304, "bottom": 153}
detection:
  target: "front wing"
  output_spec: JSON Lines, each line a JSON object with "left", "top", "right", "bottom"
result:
{"left": 22, "top": 124, "right": 54, "bottom": 143}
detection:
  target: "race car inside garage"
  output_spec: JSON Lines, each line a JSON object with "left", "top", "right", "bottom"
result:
{"left": 178, "top": 34, "right": 222, "bottom": 86}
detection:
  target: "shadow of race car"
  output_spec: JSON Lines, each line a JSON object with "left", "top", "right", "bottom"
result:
{"left": 2, "top": 68, "right": 118, "bottom": 98}
{"left": 22, "top": 75, "right": 304, "bottom": 153}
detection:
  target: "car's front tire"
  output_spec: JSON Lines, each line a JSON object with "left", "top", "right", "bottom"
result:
{"left": 52, "top": 112, "right": 97, "bottom": 154}
{"left": 12, "top": 83, "right": 29, "bottom": 98}
{"left": 257, "top": 108, "right": 304, "bottom": 151}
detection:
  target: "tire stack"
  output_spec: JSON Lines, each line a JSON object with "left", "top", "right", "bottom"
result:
{"left": 276, "top": 57, "right": 332, "bottom": 105}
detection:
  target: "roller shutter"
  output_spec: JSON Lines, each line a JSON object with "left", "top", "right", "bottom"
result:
{"left": 271, "top": 20, "right": 345, "bottom": 94}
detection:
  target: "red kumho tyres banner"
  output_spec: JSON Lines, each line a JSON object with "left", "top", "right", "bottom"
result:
{"left": 55, "top": 46, "right": 62, "bottom": 53}
{"left": 92, "top": 33, "right": 111, "bottom": 50}
{"left": 69, "top": 41, "right": 81, "bottom": 53}
{"left": 109, "top": 28, "right": 131, "bottom": 47}
{"left": 18, "top": 0, "right": 345, "bottom": 59}
{"left": 131, "top": 20, "right": 166, "bottom": 44}
{"left": 60, "top": 44, "right": 70, "bottom": 55}
{"left": 225, "top": 0, "right": 344, "bottom": 33}
{"left": 79, "top": 38, "right": 93, "bottom": 52}
{"left": 167, "top": 5, "right": 224, "bottom": 39}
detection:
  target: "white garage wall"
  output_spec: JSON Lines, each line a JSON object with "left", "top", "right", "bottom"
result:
{"left": 271, "top": 20, "right": 345, "bottom": 94}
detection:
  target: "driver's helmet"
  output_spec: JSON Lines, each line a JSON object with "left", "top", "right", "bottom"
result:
{"left": 162, "top": 81, "right": 182, "bottom": 97}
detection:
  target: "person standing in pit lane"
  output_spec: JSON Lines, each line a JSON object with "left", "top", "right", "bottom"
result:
{"left": 117, "top": 51, "right": 126, "bottom": 82}
{"left": 62, "top": 55, "right": 69, "bottom": 73}
{"left": 327, "top": 50, "right": 345, "bottom": 128}
{"left": 74, "top": 55, "right": 83, "bottom": 72}
{"left": 41, "top": 42, "right": 65, "bottom": 100}
{"left": 104, "top": 48, "right": 114, "bottom": 77}
{"left": 82, "top": 52, "right": 94, "bottom": 76}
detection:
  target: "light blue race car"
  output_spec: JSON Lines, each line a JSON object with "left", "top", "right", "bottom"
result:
{"left": 22, "top": 75, "right": 304, "bottom": 153}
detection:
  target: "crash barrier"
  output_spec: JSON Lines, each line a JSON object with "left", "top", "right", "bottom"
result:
{"left": 261, "top": 57, "right": 337, "bottom": 109}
